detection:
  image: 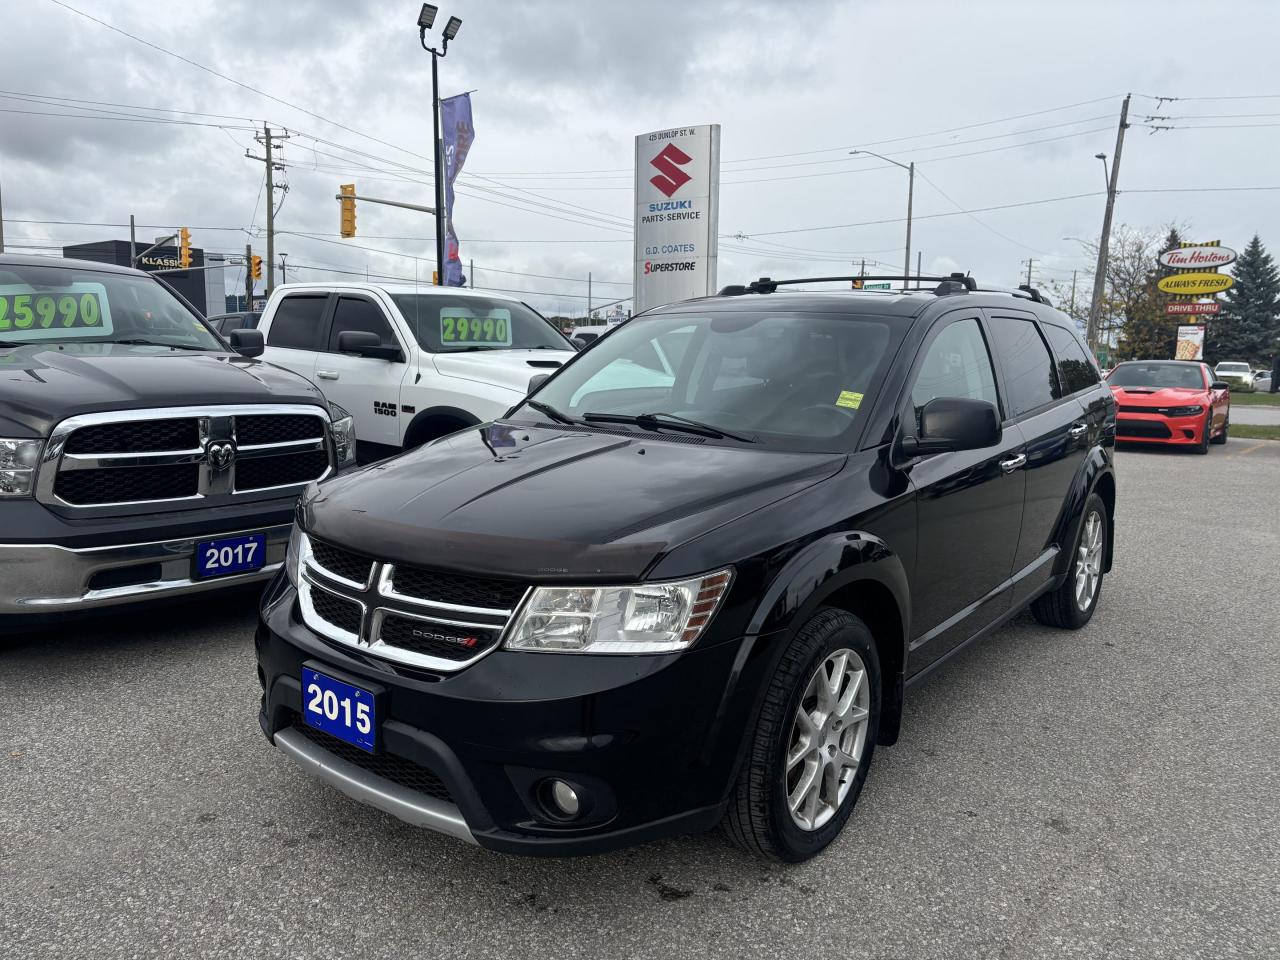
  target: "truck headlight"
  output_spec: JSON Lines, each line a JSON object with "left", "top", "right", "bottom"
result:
{"left": 328, "top": 405, "right": 357, "bottom": 468}
{"left": 0, "top": 438, "right": 43, "bottom": 497}
{"left": 505, "top": 569, "right": 732, "bottom": 654}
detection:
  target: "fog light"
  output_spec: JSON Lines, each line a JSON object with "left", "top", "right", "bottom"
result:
{"left": 548, "top": 779, "right": 580, "bottom": 818}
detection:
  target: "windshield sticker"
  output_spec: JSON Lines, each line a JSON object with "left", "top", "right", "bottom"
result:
{"left": 0, "top": 283, "right": 114, "bottom": 341}
{"left": 441, "top": 308, "right": 513, "bottom": 346}
{"left": 836, "top": 390, "right": 864, "bottom": 409}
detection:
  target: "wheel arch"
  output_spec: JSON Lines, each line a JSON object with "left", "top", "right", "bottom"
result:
{"left": 1052, "top": 448, "right": 1116, "bottom": 578}
{"left": 402, "top": 405, "right": 482, "bottom": 449}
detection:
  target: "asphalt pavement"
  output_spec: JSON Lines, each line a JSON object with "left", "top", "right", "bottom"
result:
{"left": 3, "top": 439, "right": 1278, "bottom": 960}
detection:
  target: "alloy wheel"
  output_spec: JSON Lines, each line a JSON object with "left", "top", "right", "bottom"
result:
{"left": 1075, "top": 510, "right": 1104, "bottom": 612}
{"left": 784, "top": 648, "right": 870, "bottom": 831}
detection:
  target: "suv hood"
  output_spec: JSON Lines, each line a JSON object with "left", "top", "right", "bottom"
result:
{"left": 431, "top": 349, "right": 575, "bottom": 395}
{"left": 0, "top": 343, "right": 327, "bottom": 437}
{"left": 302, "top": 423, "right": 846, "bottom": 581}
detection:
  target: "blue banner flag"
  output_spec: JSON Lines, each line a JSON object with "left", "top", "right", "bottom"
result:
{"left": 440, "top": 93, "right": 474, "bottom": 286}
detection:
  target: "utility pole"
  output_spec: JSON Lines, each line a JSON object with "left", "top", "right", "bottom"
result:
{"left": 0, "top": 177, "right": 5, "bottom": 254}
{"left": 247, "top": 124, "right": 289, "bottom": 296}
{"left": 469, "top": 258, "right": 473, "bottom": 288}
{"left": 1022, "top": 258, "right": 1037, "bottom": 287}
{"left": 1086, "top": 94, "right": 1131, "bottom": 351}
{"left": 1069, "top": 269, "right": 1078, "bottom": 317}
{"left": 916, "top": 251, "right": 922, "bottom": 289}
{"left": 588, "top": 272, "right": 592, "bottom": 318}
{"left": 904, "top": 162, "right": 914, "bottom": 291}
{"left": 858, "top": 258, "right": 865, "bottom": 277}
{"left": 244, "top": 243, "right": 254, "bottom": 311}
{"left": 129, "top": 215, "right": 136, "bottom": 265}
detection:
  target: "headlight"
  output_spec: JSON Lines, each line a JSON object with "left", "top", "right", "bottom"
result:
{"left": 285, "top": 523, "right": 304, "bottom": 587}
{"left": 1166, "top": 405, "right": 1204, "bottom": 417}
{"left": 505, "top": 569, "right": 733, "bottom": 654}
{"left": 328, "top": 405, "right": 357, "bottom": 468}
{"left": 0, "top": 438, "right": 43, "bottom": 497}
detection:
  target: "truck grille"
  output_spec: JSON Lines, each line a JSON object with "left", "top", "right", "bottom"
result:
{"left": 298, "top": 533, "right": 527, "bottom": 673}
{"left": 38, "top": 405, "right": 332, "bottom": 509}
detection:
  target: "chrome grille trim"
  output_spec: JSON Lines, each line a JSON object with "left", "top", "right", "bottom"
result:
{"left": 36, "top": 404, "right": 333, "bottom": 509}
{"left": 296, "top": 533, "right": 529, "bottom": 673}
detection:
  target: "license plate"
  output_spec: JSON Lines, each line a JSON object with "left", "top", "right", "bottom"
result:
{"left": 302, "top": 667, "right": 377, "bottom": 753}
{"left": 195, "top": 533, "right": 266, "bottom": 578}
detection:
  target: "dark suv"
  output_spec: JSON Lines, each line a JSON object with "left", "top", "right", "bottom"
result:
{"left": 256, "top": 275, "right": 1116, "bottom": 862}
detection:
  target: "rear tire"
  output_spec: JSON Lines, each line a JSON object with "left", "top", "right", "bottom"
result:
{"left": 722, "top": 608, "right": 880, "bottom": 863}
{"left": 1211, "top": 411, "right": 1229, "bottom": 444}
{"left": 1031, "top": 492, "right": 1107, "bottom": 629}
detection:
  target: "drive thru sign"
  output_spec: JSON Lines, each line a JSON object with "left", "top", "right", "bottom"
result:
{"left": 633, "top": 125, "right": 721, "bottom": 312}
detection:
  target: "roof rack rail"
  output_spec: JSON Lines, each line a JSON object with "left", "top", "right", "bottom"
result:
{"left": 718, "top": 274, "right": 978, "bottom": 296}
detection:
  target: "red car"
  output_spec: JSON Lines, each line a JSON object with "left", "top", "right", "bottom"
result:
{"left": 1107, "top": 360, "right": 1230, "bottom": 452}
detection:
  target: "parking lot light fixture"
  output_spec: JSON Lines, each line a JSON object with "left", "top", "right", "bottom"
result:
{"left": 851, "top": 149, "right": 915, "bottom": 289}
{"left": 443, "top": 15, "right": 462, "bottom": 41}
{"left": 417, "top": 4, "right": 437, "bottom": 30}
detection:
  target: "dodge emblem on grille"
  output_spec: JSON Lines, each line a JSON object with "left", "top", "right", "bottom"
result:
{"left": 206, "top": 441, "right": 236, "bottom": 471}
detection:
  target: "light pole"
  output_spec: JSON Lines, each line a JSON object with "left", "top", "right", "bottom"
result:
{"left": 1095, "top": 153, "right": 1110, "bottom": 191}
{"left": 851, "top": 149, "right": 914, "bottom": 287}
{"left": 418, "top": 4, "right": 462, "bottom": 286}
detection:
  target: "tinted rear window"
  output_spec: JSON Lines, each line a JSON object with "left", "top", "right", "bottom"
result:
{"left": 1042, "top": 323, "right": 1100, "bottom": 394}
{"left": 987, "top": 315, "right": 1058, "bottom": 417}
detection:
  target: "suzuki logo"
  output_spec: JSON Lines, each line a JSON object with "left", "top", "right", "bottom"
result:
{"left": 206, "top": 441, "right": 236, "bottom": 471}
{"left": 649, "top": 143, "right": 693, "bottom": 197}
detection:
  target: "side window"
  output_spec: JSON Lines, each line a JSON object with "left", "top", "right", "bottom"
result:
{"left": 266, "top": 296, "right": 327, "bottom": 350}
{"left": 327, "top": 296, "right": 396, "bottom": 353}
{"left": 986, "top": 315, "right": 1058, "bottom": 417}
{"left": 910, "top": 316, "right": 1000, "bottom": 415}
{"left": 1042, "top": 323, "right": 1100, "bottom": 394}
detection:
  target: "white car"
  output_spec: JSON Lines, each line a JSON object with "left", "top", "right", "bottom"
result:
{"left": 257, "top": 282, "right": 576, "bottom": 459}
{"left": 1213, "top": 361, "right": 1256, "bottom": 392}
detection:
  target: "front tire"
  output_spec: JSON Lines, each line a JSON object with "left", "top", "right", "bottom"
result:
{"left": 722, "top": 608, "right": 880, "bottom": 862}
{"left": 1194, "top": 411, "right": 1212, "bottom": 454}
{"left": 1031, "top": 492, "right": 1107, "bottom": 629}
{"left": 1211, "top": 410, "right": 1229, "bottom": 444}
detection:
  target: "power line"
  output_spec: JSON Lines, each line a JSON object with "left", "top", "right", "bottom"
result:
{"left": 914, "top": 168, "right": 1046, "bottom": 255}
{"left": 284, "top": 261, "right": 630, "bottom": 303}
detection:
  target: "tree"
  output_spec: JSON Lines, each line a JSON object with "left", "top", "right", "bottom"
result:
{"left": 1115, "top": 227, "right": 1184, "bottom": 362}
{"left": 1208, "top": 235, "right": 1280, "bottom": 364}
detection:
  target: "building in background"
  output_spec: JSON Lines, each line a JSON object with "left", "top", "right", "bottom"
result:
{"left": 61, "top": 239, "right": 221, "bottom": 316}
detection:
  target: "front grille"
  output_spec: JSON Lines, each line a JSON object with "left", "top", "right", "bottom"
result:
{"left": 310, "top": 584, "right": 363, "bottom": 636}
{"left": 1116, "top": 419, "right": 1173, "bottom": 439}
{"left": 236, "top": 449, "right": 329, "bottom": 491}
{"left": 390, "top": 565, "right": 527, "bottom": 611}
{"left": 377, "top": 613, "right": 501, "bottom": 662}
{"left": 310, "top": 539, "right": 375, "bottom": 586}
{"left": 237, "top": 414, "right": 324, "bottom": 445}
{"left": 64, "top": 419, "right": 199, "bottom": 454}
{"left": 54, "top": 464, "right": 199, "bottom": 505}
{"left": 1117, "top": 405, "right": 1157, "bottom": 414}
{"left": 289, "top": 714, "right": 453, "bottom": 803}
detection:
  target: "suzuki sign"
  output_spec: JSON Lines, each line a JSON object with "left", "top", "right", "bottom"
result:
{"left": 634, "top": 124, "right": 720, "bottom": 312}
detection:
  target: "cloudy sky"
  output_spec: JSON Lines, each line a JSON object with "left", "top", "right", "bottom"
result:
{"left": 2, "top": 0, "right": 1278, "bottom": 317}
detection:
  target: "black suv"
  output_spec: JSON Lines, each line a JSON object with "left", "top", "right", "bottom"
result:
{"left": 256, "top": 275, "right": 1116, "bottom": 862}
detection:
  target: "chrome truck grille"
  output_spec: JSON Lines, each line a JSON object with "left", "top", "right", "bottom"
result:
{"left": 36, "top": 405, "right": 333, "bottom": 508}
{"left": 297, "top": 533, "right": 530, "bottom": 673}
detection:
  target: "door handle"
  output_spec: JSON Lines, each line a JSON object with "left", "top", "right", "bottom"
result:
{"left": 999, "top": 453, "right": 1027, "bottom": 473}
{"left": 1068, "top": 422, "right": 1088, "bottom": 439}
{"left": 316, "top": 370, "right": 339, "bottom": 381}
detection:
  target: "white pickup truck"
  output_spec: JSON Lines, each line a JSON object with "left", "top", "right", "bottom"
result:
{"left": 257, "top": 282, "right": 576, "bottom": 459}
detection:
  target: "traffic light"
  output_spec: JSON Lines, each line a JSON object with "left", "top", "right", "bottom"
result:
{"left": 250, "top": 255, "right": 263, "bottom": 281}
{"left": 339, "top": 183, "right": 356, "bottom": 238}
{"left": 179, "top": 227, "right": 192, "bottom": 269}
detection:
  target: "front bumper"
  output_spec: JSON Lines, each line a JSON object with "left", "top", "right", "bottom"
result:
{"left": 1115, "top": 412, "right": 1206, "bottom": 445}
{"left": 0, "top": 521, "right": 291, "bottom": 616}
{"left": 256, "top": 576, "right": 770, "bottom": 856}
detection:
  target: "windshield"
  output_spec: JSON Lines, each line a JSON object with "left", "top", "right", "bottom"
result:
{"left": 1215, "top": 362, "right": 1249, "bottom": 373}
{"left": 0, "top": 262, "right": 220, "bottom": 350}
{"left": 1108, "top": 363, "right": 1205, "bottom": 389}
{"left": 390, "top": 292, "right": 570, "bottom": 353}
{"left": 514, "top": 309, "right": 904, "bottom": 450}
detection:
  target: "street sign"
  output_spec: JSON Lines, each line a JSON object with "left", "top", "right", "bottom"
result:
{"left": 1165, "top": 301, "right": 1221, "bottom": 316}
{"left": 863, "top": 282, "right": 892, "bottom": 289}
{"left": 1159, "top": 245, "right": 1237, "bottom": 270}
{"left": 1157, "top": 272, "right": 1234, "bottom": 296}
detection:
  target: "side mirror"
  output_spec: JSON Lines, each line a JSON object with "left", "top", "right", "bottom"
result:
{"left": 228, "top": 328, "right": 264, "bottom": 358}
{"left": 527, "top": 373, "right": 551, "bottom": 395}
{"left": 900, "top": 397, "right": 1001, "bottom": 457}
{"left": 337, "top": 330, "right": 402, "bottom": 361}
{"left": 1211, "top": 380, "right": 1231, "bottom": 390}
{"left": 570, "top": 336, "right": 589, "bottom": 351}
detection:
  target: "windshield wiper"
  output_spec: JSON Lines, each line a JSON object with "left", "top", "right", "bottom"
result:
{"left": 524, "top": 399, "right": 579, "bottom": 425}
{"left": 582, "top": 411, "right": 756, "bottom": 443}
{"left": 112, "top": 339, "right": 211, "bottom": 351}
